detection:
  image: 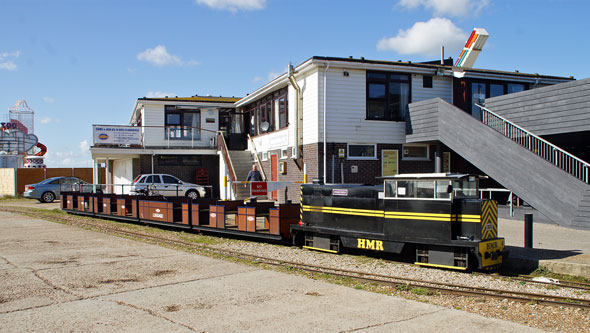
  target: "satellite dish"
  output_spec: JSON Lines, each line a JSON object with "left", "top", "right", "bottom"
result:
{"left": 260, "top": 122, "right": 270, "bottom": 132}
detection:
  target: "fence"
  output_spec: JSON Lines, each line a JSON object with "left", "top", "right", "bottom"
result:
{"left": 0, "top": 167, "right": 106, "bottom": 196}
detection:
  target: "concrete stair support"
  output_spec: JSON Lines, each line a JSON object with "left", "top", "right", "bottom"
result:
{"left": 407, "top": 98, "right": 590, "bottom": 229}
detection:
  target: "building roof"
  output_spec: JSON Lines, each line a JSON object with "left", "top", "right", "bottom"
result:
{"left": 138, "top": 96, "right": 241, "bottom": 103}
{"left": 310, "top": 56, "right": 575, "bottom": 81}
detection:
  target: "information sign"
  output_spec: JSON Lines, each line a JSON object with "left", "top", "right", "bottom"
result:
{"left": 382, "top": 150, "right": 398, "bottom": 177}
{"left": 93, "top": 125, "right": 141, "bottom": 145}
{"left": 251, "top": 182, "right": 268, "bottom": 196}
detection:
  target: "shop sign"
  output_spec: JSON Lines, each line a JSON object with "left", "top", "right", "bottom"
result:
{"left": 93, "top": 125, "right": 141, "bottom": 145}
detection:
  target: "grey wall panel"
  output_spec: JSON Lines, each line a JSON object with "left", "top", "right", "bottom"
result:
{"left": 485, "top": 78, "right": 590, "bottom": 136}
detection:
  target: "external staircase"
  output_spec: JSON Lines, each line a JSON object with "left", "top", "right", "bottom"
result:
{"left": 407, "top": 98, "right": 590, "bottom": 229}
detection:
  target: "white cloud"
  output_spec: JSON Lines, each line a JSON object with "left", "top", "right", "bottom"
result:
{"left": 43, "top": 97, "right": 55, "bottom": 104}
{"left": 195, "top": 0, "right": 266, "bottom": 12}
{"left": 377, "top": 18, "right": 468, "bottom": 57}
{"left": 79, "top": 140, "right": 89, "bottom": 152}
{"left": 40, "top": 117, "right": 52, "bottom": 124}
{"left": 0, "top": 50, "right": 20, "bottom": 71}
{"left": 397, "top": 0, "right": 489, "bottom": 17}
{"left": 145, "top": 91, "right": 176, "bottom": 98}
{"left": 137, "top": 45, "right": 199, "bottom": 67}
{"left": 252, "top": 76, "right": 263, "bottom": 83}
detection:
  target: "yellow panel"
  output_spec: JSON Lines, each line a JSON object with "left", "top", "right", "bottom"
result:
{"left": 478, "top": 238, "right": 504, "bottom": 267}
{"left": 415, "top": 262, "right": 468, "bottom": 270}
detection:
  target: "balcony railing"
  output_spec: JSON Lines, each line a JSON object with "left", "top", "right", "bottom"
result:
{"left": 93, "top": 124, "right": 217, "bottom": 149}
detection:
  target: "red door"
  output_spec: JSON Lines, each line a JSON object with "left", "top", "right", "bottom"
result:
{"left": 271, "top": 154, "right": 278, "bottom": 200}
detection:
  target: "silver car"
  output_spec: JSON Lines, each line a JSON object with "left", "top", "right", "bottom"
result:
{"left": 23, "top": 177, "right": 99, "bottom": 203}
{"left": 131, "top": 174, "right": 206, "bottom": 199}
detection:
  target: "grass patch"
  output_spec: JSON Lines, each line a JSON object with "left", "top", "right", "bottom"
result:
{"left": 410, "top": 287, "right": 430, "bottom": 296}
{"left": 530, "top": 267, "right": 590, "bottom": 284}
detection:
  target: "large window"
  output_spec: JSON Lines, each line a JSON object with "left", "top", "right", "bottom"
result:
{"left": 245, "top": 87, "right": 288, "bottom": 137}
{"left": 165, "top": 107, "right": 201, "bottom": 140}
{"left": 402, "top": 144, "right": 429, "bottom": 160}
{"left": 470, "top": 81, "right": 527, "bottom": 120}
{"left": 366, "top": 71, "right": 410, "bottom": 121}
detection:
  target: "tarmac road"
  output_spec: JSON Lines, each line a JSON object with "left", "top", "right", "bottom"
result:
{"left": 0, "top": 210, "right": 538, "bottom": 332}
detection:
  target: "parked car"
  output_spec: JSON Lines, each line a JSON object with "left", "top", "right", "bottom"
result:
{"left": 131, "top": 174, "right": 207, "bottom": 199}
{"left": 23, "top": 177, "right": 102, "bottom": 203}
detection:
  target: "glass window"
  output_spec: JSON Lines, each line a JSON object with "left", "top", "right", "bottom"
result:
{"left": 138, "top": 176, "right": 147, "bottom": 183}
{"left": 416, "top": 181, "right": 434, "bottom": 198}
{"left": 471, "top": 82, "right": 486, "bottom": 120}
{"left": 423, "top": 76, "right": 433, "bottom": 88}
{"left": 396, "top": 180, "right": 414, "bottom": 198}
{"left": 49, "top": 179, "right": 60, "bottom": 185}
{"left": 145, "top": 175, "right": 157, "bottom": 183}
{"left": 452, "top": 179, "right": 478, "bottom": 198}
{"left": 402, "top": 145, "right": 429, "bottom": 160}
{"left": 385, "top": 181, "right": 396, "bottom": 198}
{"left": 508, "top": 83, "right": 525, "bottom": 94}
{"left": 348, "top": 144, "right": 376, "bottom": 159}
{"left": 162, "top": 175, "right": 180, "bottom": 184}
{"left": 165, "top": 109, "right": 200, "bottom": 140}
{"left": 490, "top": 84, "right": 504, "bottom": 98}
{"left": 367, "top": 72, "right": 410, "bottom": 121}
{"left": 436, "top": 180, "right": 451, "bottom": 199}
{"left": 278, "top": 96, "right": 288, "bottom": 129}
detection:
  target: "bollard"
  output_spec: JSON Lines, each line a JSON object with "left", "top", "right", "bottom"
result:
{"left": 524, "top": 213, "right": 533, "bottom": 248}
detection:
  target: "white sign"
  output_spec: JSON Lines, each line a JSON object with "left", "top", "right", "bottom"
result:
{"left": 93, "top": 125, "right": 141, "bottom": 145}
{"left": 0, "top": 130, "right": 38, "bottom": 153}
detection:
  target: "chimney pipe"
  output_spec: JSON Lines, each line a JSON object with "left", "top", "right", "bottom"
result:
{"left": 441, "top": 46, "right": 444, "bottom": 65}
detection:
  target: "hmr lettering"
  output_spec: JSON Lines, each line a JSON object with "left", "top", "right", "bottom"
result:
{"left": 357, "top": 238, "right": 384, "bottom": 251}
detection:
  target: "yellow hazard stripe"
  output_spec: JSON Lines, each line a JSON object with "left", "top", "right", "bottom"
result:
{"left": 303, "top": 205, "right": 479, "bottom": 222}
{"left": 415, "top": 262, "right": 468, "bottom": 270}
{"left": 303, "top": 246, "right": 338, "bottom": 254}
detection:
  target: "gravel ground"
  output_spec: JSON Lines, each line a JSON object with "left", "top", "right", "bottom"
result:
{"left": 2, "top": 200, "right": 589, "bottom": 332}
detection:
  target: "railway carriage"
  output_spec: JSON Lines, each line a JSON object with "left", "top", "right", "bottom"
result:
{"left": 293, "top": 173, "right": 505, "bottom": 270}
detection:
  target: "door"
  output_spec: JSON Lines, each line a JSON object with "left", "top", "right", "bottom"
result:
{"left": 271, "top": 154, "right": 278, "bottom": 200}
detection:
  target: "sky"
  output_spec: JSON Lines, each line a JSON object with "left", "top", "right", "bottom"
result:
{"left": 1, "top": 0, "right": 589, "bottom": 167}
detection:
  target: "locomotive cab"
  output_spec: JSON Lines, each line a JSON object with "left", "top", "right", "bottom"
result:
{"left": 293, "top": 173, "right": 505, "bottom": 270}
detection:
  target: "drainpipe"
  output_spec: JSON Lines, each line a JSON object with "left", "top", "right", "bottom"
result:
{"left": 288, "top": 63, "right": 302, "bottom": 161}
{"left": 323, "top": 62, "right": 330, "bottom": 183}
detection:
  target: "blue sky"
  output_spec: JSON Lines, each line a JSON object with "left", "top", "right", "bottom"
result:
{"left": 1, "top": 0, "right": 588, "bottom": 167}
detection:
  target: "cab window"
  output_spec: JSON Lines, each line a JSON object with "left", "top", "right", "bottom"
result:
{"left": 452, "top": 178, "right": 478, "bottom": 198}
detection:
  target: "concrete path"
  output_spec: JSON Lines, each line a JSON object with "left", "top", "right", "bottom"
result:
{"left": 0, "top": 211, "right": 537, "bottom": 332}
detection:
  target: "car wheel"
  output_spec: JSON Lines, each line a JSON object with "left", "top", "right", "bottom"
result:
{"left": 186, "top": 190, "right": 200, "bottom": 200}
{"left": 41, "top": 191, "right": 55, "bottom": 203}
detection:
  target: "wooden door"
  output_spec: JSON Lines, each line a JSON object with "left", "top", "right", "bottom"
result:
{"left": 271, "top": 154, "right": 278, "bottom": 200}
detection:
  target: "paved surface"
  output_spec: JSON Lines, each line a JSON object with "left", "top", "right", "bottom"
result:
{"left": 499, "top": 217, "right": 590, "bottom": 277}
{"left": 0, "top": 211, "right": 537, "bottom": 332}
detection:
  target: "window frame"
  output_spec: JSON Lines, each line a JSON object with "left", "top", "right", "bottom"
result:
{"left": 383, "top": 179, "right": 452, "bottom": 201}
{"left": 347, "top": 143, "right": 377, "bottom": 160}
{"left": 402, "top": 144, "right": 430, "bottom": 161}
{"left": 164, "top": 106, "right": 201, "bottom": 141}
{"left": 366, "top": 71, "right": 411, "bottom": 122}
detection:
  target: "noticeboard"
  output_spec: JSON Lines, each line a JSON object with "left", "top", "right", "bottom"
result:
{"left": 382, "top": 150, "right": 398, "bottom": 177}
{"left": 93, "top": 125, "right": 141, "bottom": 145}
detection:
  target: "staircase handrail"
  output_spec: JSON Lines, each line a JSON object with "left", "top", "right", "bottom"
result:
{"left": 477, "top": 103, "right": 590, "bottom": 183}
{"left": 247, "top": 134, "right": 267, "bottom": 181}
{"left": 217, "top": 132, "right": 237, "bottom": 183}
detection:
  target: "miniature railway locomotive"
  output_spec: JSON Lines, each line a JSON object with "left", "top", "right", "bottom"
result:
{"left": 292, "top": 173, "right": 504, "bottom": 270}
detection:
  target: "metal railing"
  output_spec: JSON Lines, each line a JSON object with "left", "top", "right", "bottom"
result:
{"left": 93, "top": 124, "right": 217, "bottom": 149}
{"left": 61, "top": 183, "right": 212, "bottom": 197}
{"left": 478, "top": 104, "right": 590, "bottom": 184}
{"left": 247, "top": 134, "right": 267, "bottom": 181}
{"left": 218, "top": 133, "right": 238, "bottom": 195}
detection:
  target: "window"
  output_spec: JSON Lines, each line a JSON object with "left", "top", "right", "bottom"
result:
{"left": 402, "top": 145, "right": 429, "bottom": 160}
{"left": 278, "top": 95, "right": 288, "bottom": 129}
{"left": 367, "top": 71, "right": 410, "bottom": 121}
{"left": 165, "top": 107, "right": 201, "bottom": 140}
{"left": 158, "top": 155, "right": 202, "bottom": 166}
{"left": 469, "top": 81, "right": 528, "bottom": 119}
{"left": 348, "top": 144, "right": 376, "bottom": 159}
{"left": 162, "top": 175, "right": 180, "bottom": 184}
{"left": 508, "top": 83, "right": 525, "bottom": 94}
{"left": 261, "top": 152, "right": 268, "bottom": 161}
{"left": 423, "top": 75, "right": 433, "bottom": 88}
{"left": 384, "top": 179, "right": 451, "bottom": 200}
{"left": 245, "top": 88, "right": 287, "bottom": 137}
{"left": 281, "top": 149, "right": 289, "bottom": 159}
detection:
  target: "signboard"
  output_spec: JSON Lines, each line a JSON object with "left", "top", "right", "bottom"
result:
{"left": 251, "top": 182, "right": 267, "bottom": 196}
{"left": 382, "top": 150, "right": 398, "bottom": 177}
{"left": 93, "top": 125, "right": 141, "bottom": 145}
{"left": 0, "top": 130, "right": 38, "bottom": 153}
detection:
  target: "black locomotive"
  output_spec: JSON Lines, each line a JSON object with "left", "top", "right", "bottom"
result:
{"left": 292, "top": 173, "right": 504, "bottom": 270}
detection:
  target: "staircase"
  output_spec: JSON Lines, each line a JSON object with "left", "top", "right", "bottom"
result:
{"left": 229, "top": 150, "right": 256, "bottom": 199}
{"left": 407, "top": 98, "right": 590, "bottom": 229}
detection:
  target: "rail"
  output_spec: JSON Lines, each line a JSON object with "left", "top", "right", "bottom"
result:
{"left": 478, "top": 104, "right": 590, "bottom": 184}
{"left": 62, "top": 183, "right": 212, "bottom": 197}
{"left": 247, "top": 134, "right": 267, "bottom": 181}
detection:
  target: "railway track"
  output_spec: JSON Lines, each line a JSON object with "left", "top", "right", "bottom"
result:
{"left": 5, "top": 206, "right": 590, "bottom": 310}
